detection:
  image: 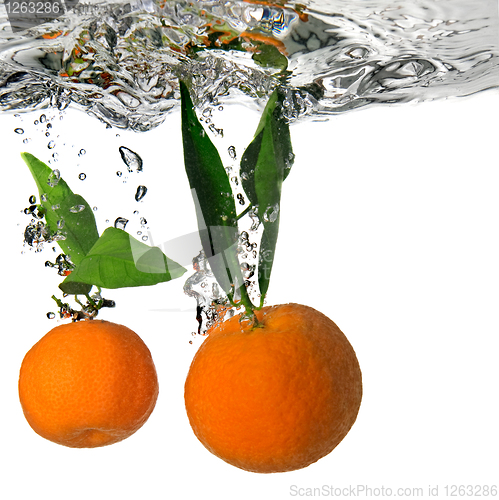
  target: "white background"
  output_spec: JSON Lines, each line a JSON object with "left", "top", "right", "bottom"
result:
{"left": 1, "top": 88, "right": 499, "bottom": 499}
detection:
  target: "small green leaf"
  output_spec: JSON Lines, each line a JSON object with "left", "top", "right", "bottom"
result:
{"left": 59, "top": 227, "right": 186, "bottom": 294}
{"left": 180, "top": 80, "right": 244, "bottom": 296}
{"left": 21, "top": 152, "right": 99, "bottom": 266}
{"left": 252, "top": 43, "right": 288, "bottom": 71}
{"left": 240, "top": 89, "right": 294, "bottom": 302}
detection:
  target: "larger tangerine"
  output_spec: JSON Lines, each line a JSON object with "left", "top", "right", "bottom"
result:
{"left": 184, "top": 303, "right": 363, "bottom": 473}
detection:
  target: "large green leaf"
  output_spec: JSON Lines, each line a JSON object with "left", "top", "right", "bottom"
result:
{"left": 21, "top": 152, "right": 99, "bottom": 267}
{"left": 60, "top": 227, "right": 186, "bottom": 294}
{"left": 180, "top": 80, "right": 243, "bottom": 296}
{"left": 240, "top": 89, "right": 294, "bottom": 302}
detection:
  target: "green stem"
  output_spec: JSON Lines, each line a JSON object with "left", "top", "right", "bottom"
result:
{"left": 51, "top": 295, "right": 65, "bottom": 308}
{"left": 236, "top": 204, "right": 253, "bottom": 221}
{"left": 74, "top": 296, "right": 85, "bottom": 308}
{"left": 85, "top": 293, "right": 97, "bottom": 308}
{"left": 235, "top": 282, "right": 262, "bottom": 327}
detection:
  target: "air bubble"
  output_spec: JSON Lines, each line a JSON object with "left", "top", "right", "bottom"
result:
{"left": 47, "top": 169, "right": 60, "bottom": 187}
{"left": 209, "top": 123, "right": 223, "bottom": 137}
{"left": 78, "top": 149, "right": 86, "bottom": 156}
{"left": 47, "top": 312, "right": 55, "bottom": 319}
{"left": 69, "top": 205, "right": 85, "bottom": 213}
{"left": 14, "top": 128, "right": 24, "bottom": 134}
{"left": 78, "top": 173, "right": 86, "bottom": 180}
{"left": 29, "top": 195, "right": 36, "bottom": 204}
{"left": 47, "top": 140, "right": 55, "bottom": 149}
{"left": 117, "top": 171, "right": 122, "bottom": 177}
{"left": 119, "top": 146, "right": 143, "bottom": 172}
{"left": 228, "top": 146, "right": 236, "bottom": 159}
{"left": 40, "top": 114, "right": 47, "bottom": 123}
{"left": 263, "top": 203, "right": 279, "bottom": 223}
{"left": 240, "top": 262, "right": 255, "bottom": 279}
{"left": 142, "top": 235, "right": 148, "bottom": 241}
{"left": 114, "top": 217, "right": 129, "bottom": 230}
{"left": 135, "top": 185, "right": 147, "bottom": 202}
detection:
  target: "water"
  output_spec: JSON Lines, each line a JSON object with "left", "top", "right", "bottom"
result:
{"left": 1, "top": 0, "right": 498, "bottom": 130}
{"left": 2, "top": 0, "right": 498, "bottom": 332}
{"left": 2, "top": 3, "right": 499, "bottom": 486}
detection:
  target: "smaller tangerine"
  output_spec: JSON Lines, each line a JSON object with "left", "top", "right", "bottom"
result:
{"left": 18, "top": 319, "right": 159, "bottom": 448}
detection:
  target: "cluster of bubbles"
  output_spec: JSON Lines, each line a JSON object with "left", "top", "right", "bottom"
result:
{"left": 23, "top": 195, "right": 67, "bottom": 251}
{"left": 114, "top": 147, "right": 150, "bottom": 240}
{"left": 44, "top": 253, "right": 74, "bottom": 277}
{"left": 182, "top": 226, "right": 262, "bottom": 336}
{"left": 183, "top": 250, "right": 233, "bottom": 335}
{"left": 13, "top": 112, "right": 62, "bottom": 155}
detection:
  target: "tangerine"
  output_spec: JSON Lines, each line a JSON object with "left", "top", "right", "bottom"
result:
{"left": 184, "top": 303, "right": 362, "bottom": 473}
{"left": 19, "top": 319, "right": 159, "bottom": 448}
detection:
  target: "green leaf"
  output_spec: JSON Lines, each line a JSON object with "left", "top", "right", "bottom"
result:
{"left": 180, "top": 80, "right": 244, "bottom": 296}
{"left": 21, "top": 152, "right": 99, "bottom": 267}
{"left": 59, "top": 227, "right": 186, "bottom": 294}
{"left": 240, "top": 89, "right": 294, "bottom": 302}
{"left": 252, "top": 43, "right": 288, "bottom": 71}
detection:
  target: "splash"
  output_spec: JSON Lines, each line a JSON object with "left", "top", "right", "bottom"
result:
{"left": 1, "top": 0, "right": 497, "bottom": 130}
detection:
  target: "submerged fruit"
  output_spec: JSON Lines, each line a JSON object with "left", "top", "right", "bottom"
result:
{"left": 184, "top": 303, "right": 362, "bottom": 473}
{"left": 19, "top": 319, "right": 159, "bottom": 448}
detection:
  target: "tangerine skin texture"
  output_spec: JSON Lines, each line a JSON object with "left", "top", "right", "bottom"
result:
{"left": 184, "top": 303, "right": 362, "bottom": 473}
{"left": 19, "top": 320, "right": 159, "bottom": 448}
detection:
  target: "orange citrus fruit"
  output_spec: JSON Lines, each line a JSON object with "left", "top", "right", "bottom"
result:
{"left": 19, "top": 319, "right": 159, "bottom": 448}
{"left": 184, "top": 303, "right": 362, "bottom": 473}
